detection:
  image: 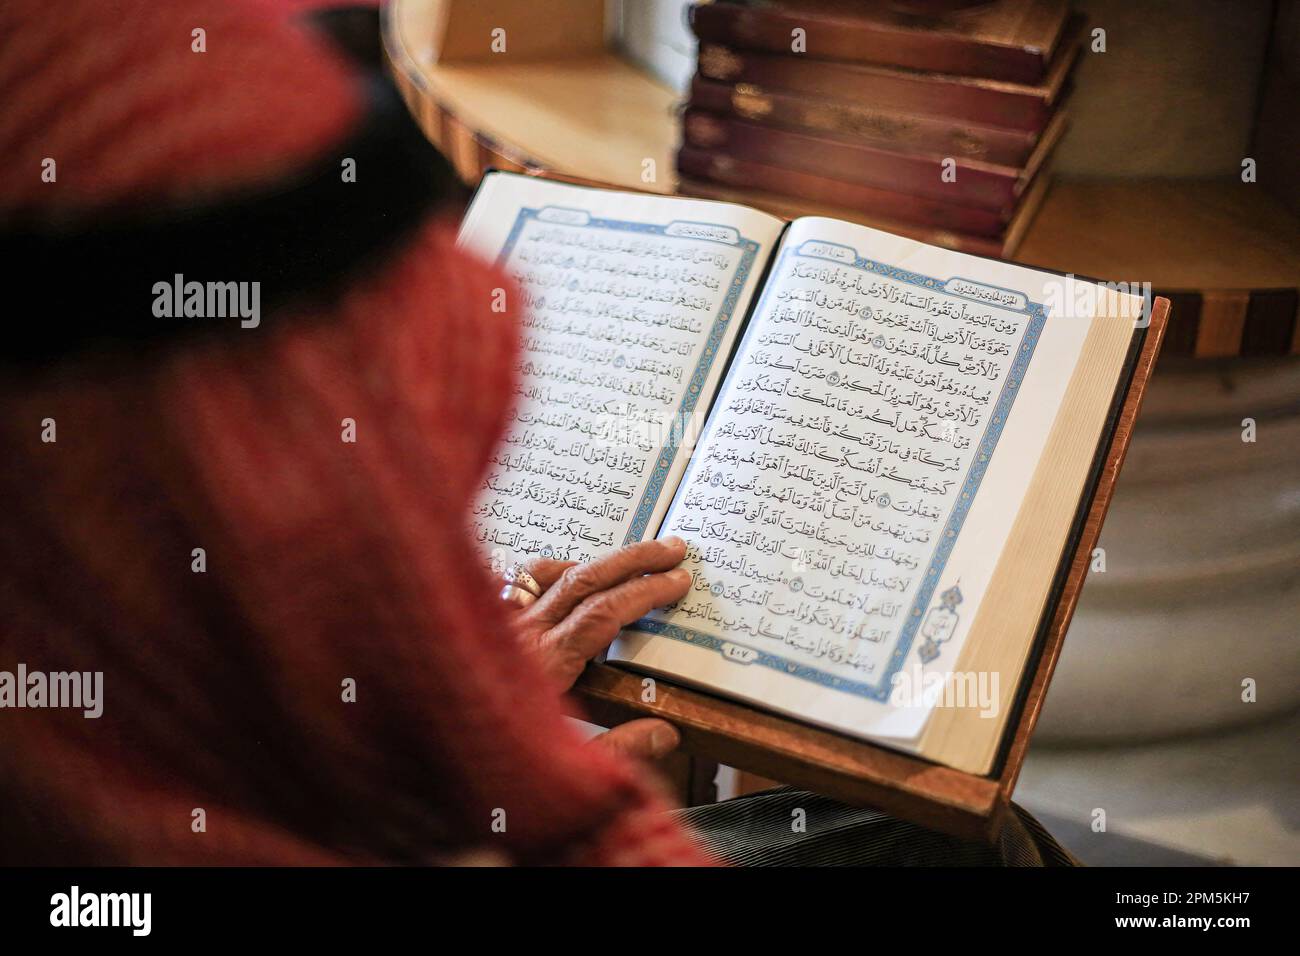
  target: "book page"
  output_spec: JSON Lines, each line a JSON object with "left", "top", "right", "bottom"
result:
{"left": 612, "top": 216, "right": 1142, "bottom": 747}
{"left": 458, "top": 173, "right": 784, "bottom": 566}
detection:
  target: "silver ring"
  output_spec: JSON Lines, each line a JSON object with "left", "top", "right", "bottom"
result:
{"left": 502, "top": 563, "right": 543, "bottom": 598}
{"left": 499, "top": 583, "right": 539, "bottom": 608}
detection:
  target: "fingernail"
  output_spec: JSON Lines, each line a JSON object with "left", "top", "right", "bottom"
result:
{"left": 650, "top": 723, "right": 680, "bottom": 756}
{"left": 662, "top": 536, "right": 686, "bottom": 552}
{"left": 667, "top": 568, "right": 691, "bottom": 586}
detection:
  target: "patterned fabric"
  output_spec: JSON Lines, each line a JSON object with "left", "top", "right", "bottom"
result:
{"left": 675, "top": 788, "right": 1078, "bottom": 866}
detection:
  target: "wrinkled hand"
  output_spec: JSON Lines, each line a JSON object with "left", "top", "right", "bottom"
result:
{"left": 509, "top": 538, "right": 692, "bottom": 762}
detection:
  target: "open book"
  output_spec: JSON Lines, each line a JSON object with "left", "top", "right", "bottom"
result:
{"left": 459, "top": 171, "right": 1146, "bottom": 776}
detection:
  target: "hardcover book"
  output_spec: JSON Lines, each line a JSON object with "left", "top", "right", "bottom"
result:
{"left": 676, "top": 144, "right": 1047, "bottom": 239}
{"left": 689, "top": 0, "right": 1072, "bottom": 85}
{"left": 688, "top": 75, "right": 1053, "bottom": 167}
{"left": 458, "top": 171, "right": 1165, "bottom": 833}
{"left": 680, "top": 103, "right": 1068, "bottom": 211}
{"left": 695, "top": 15, "right": 1082, "bottom": 131}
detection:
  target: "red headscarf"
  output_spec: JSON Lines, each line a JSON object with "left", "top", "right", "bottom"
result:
{"left": 0, "top": 0, "right": 710, "bottom": 865}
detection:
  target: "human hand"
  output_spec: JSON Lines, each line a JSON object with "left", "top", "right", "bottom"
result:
{"left": 508, "top": 537, "right": 692, "bottom": 760}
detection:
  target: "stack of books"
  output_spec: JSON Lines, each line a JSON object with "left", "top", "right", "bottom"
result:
{"left": 676, "top": 0, "right": 1082, "bottom": 258}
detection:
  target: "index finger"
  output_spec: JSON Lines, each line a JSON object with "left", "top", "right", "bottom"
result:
{"left": 530, "top": 537, "right": 687, "bottom": 624}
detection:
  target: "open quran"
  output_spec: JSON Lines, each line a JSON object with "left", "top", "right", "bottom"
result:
{"left": 459, "top": 171, "right": 1160, "bottom": 785}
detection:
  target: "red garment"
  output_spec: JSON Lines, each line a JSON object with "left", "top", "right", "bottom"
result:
{"left": 0, "top": 0, "right": 711, "bottom": 866}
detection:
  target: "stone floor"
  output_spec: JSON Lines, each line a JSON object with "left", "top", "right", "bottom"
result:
{"left": 1014, "top": 708, "right": 1300, "bottom": 866}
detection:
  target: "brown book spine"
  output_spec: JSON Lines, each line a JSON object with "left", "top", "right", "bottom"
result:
{"left": 682, "top": 107, "right": 1025, "bottom": 210}
{"left": 689, "top": 0, "right": 1066, "bottom": 85}
{"left": 690, "top": 76, "right": 1042, "bottom": 166}
{"left": 695, "top": 32, "right": 1078, "bottom": 131}
{"left": 677, "top": 145, "right": 1012, "bottom": 236}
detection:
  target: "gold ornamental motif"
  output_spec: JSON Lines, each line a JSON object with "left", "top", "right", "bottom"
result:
{"left": 731, "top": 85, "right": 773, "bottom": 119}
{"left": 710, "top": 155, "right": 738, "bottom": 177}
{"left": 804, "top": 105, "right": 918, "bottom": 143}
{"left": 686, "top": 114, "right": 727, "bottom": 148}
{"left": 699, "top": 45, "right": 742, "bottom": 80}
{"left": 949, "top": 131, "right": 989, "bottom": 158}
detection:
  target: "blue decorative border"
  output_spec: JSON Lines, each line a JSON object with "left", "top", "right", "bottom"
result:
{"left": 628, "top": 241, "right": 1048, "bottom": 701}
{"left": 497, "top": 207, "right": 761, "bottom": 544}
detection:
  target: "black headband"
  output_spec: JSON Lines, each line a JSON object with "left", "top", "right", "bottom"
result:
{"left": 0, "top": 69, "right": 463, "bottom": 366}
